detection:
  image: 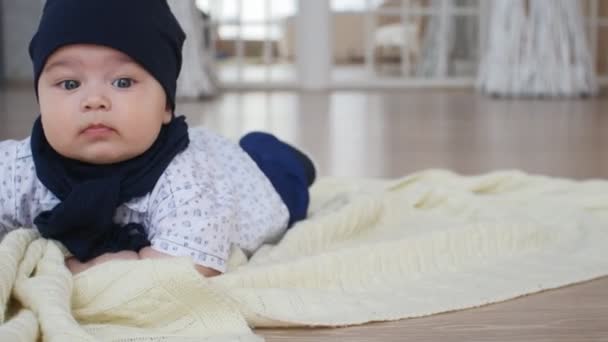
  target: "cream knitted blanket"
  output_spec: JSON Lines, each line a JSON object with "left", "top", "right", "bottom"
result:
{"left": 1, "top": 170, "right": 608, "bottom": 341}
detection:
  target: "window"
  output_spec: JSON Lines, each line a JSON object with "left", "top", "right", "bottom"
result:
{"left": 196, "top": 0, "right": 297, "bottom": 85}
{"left": 330, "top": 0, "right": 481, "bottom": 86}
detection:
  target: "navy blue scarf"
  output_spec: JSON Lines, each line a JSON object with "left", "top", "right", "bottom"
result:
{"left": 31, "top": 116, "right": 189, "bottom": 262}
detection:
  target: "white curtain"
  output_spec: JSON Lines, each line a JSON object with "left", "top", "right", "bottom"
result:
{"left": 477, "top": 0, "right": 597, "bottom": 97}
{"left": 168, "top": 0, "right": 219, "bottom": 99}
{"left": 416, "top": 0, "right": 478, "bottom": 78}
{"left": 416, "top": 0, "right": 454, "bottom": 78}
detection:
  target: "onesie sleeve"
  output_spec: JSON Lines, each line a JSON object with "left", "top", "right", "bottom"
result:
{"left": 144, "top": 127, "right": 289, "bottom": 273}
{"left": 0, "top": 141, "right": 18, "bottom": 240}
{"left": 147, "top": 184, "right": 236, "bottom": 273}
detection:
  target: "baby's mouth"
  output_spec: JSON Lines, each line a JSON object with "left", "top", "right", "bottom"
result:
{"left": 81, "top": 124, "right": 115, "bottom": 136}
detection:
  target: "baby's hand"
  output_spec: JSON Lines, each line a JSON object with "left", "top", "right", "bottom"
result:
{"left": 65, "top": 251, "right": 140, "bottom": 275}
{"left": 138, "top": 247, "right": 221, "bottom": 277}
{"left": 65, "top": 257, "right": 92, "bottom": 274}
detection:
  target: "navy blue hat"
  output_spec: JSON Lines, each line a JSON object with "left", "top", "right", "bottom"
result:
{"left": 29, "top": 0, "right": 186, "bottom": 110}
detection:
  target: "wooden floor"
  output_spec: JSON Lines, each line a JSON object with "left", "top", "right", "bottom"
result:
{"left": 1, "top": 86, "right": 607, "bottom": 341}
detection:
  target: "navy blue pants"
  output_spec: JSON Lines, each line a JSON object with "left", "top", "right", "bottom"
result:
{"left": 239, "top": 132, "right": 310, "bottom": 227}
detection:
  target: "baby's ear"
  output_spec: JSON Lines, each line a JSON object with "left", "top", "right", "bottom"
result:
{"left": 163, "top": 104, "right": 173, "bottom": 124}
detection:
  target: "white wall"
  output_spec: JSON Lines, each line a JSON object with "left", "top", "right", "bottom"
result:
{"left": 1, "top": 0, "right": 43, "bottom": 83}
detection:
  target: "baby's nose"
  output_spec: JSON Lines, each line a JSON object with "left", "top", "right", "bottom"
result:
{"left": 81, "top": 93, "right": 111, "bottom": 111}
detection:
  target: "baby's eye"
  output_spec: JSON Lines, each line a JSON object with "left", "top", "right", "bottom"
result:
{"left": 112, "top": 78, "right": 134, "bottom": 88}
{"left": 60, "top": 80, "right": 80, "bottom": 90}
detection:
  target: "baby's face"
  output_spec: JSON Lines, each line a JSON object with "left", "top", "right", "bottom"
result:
{"left": 37, "top": 44, "right": 172, "bottom": 164}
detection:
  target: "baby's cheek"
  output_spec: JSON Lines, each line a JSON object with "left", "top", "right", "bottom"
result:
{"left": 43, "top": 123, "right": 72, "bottom": 154}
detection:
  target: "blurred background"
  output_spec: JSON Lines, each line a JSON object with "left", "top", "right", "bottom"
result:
{"left": 4, "top": 0, "right": 608, "bottom": 91}
{"left": 1, "top": 0, "right": 608, "bottom": 179}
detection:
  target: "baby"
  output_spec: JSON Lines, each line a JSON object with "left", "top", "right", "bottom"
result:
{"left": 0, "top": 0, "right": 314, "bottom": 277}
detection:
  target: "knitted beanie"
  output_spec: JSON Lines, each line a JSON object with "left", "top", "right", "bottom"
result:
{"left": 29, "top": 0, "right": 186, "bottom": 109}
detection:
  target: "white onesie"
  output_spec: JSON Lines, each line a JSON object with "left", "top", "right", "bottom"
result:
{"left": 0, "top": 127, "right": 289, "bottom": 272}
